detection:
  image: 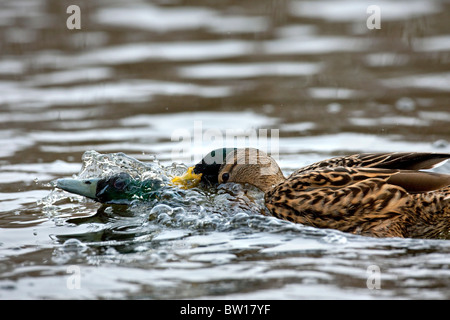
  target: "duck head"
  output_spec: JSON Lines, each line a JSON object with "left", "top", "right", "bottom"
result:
{"left": 172, "top": 148, "right": 285, "bottom": 193}
{"left": 218, "top": 148, "right": 285, "bottom": 193}
{"left": 56, "top": 172, "right": 160, "bottom": 204}
{"left": 171, "top": 147, "right": 236, "bottom": 187}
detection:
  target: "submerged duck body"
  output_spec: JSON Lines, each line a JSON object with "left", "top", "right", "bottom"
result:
{"left": 190, "top": 149, "right": 450, "bottom": 239}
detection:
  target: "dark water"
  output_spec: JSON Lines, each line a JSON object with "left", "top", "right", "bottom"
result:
{"left": 1, "top": 0, "right": 450, "bottom": 299}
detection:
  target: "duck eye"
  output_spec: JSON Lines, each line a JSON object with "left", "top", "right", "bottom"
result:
{"left": 113, "top": 178, "right": 126, "bottom": 189}
{"left": 221, "top": 173, "right": 230, "bottom": 183}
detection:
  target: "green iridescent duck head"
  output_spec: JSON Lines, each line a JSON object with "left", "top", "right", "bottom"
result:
{"left": 57, "top": 172, "right": 162, "bottom": 204}
{"left": 56, "top": 148, "right": 236, "bottom": 203}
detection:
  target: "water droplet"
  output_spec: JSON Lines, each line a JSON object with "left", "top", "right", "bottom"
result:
{"left": 230, "top": 212, "right": 249, "bottom": 226}
{"left": 172, "top": 206, "right": 186, "bottom": 216}
{"left": 150, "top": 204, "right": 174, "bottom": 216}
{"left": 62, "top": 238, "right": 87, "bottom": 253}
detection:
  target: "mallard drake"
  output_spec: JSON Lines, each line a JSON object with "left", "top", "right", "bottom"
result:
{"left": 55, "top": 148, "right": 235, "bottom": 203}
{"left": 173, "top": 148, "right": 450, "bottom": 239}
{"left": 56, "top": 172, "right": 164, "bottom": 204}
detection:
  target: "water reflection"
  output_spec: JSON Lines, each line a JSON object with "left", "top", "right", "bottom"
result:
{"left": 290, "top": 1, "right": 441, "bottom": 21}
{"left": 179, "top": 61, "right": 322, "bottom": 79}
{"left": 1, "top": 0, "right": 450, "bottom": 299}
{"left": 96, "top": 4, "right": 269, "bottom": 34}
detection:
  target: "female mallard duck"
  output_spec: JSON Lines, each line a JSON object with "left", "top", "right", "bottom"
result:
{"left": 174, "top": 148, "right": 450, "bottom": 239}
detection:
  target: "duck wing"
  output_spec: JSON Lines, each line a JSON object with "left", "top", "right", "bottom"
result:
{"left": 351, "top": 152, "right": 450, "bottom": 170}
{"left": 386, "top": 170, "right": 450, "bottom": 194}
{"left": 293, "top": 152, "right": 450, "bottom": 174}
{"left": 290, "top": 152, "right": 450, "bottom": 194}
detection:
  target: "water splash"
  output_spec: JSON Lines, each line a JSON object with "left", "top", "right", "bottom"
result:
{"left": 77, "top": 150, "right": 168, "bottom": 181}
{"left": 40, "top": 150, "right": 174, "bottom": 207}
{"left": 45, "top": 150, "right": 284, "bottom": 240}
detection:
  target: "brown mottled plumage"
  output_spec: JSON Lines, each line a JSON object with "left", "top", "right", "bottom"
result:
{"left": 218, "top": 148, "right": 450, "bottom": 239}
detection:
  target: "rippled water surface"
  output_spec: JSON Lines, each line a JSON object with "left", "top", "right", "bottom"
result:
{"left": 1, "top": 0, "right": 450, "bottom": 299}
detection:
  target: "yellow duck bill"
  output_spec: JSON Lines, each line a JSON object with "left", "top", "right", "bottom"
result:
{"left": 171, "top": 166, "right": 203, "bottom": 189}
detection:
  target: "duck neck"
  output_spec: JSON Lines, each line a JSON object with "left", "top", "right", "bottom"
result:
{"left": 243, "top": 157, "right": 285, "bottom": 193}
{"left": 256, "top": 173, "right": 285, "bottom": 193}
{"left": 221, "top": 148, "right": 286, "bottom": 193}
